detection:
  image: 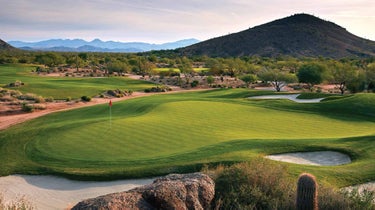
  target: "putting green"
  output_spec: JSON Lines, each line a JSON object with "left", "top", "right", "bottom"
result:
{"left": 27, "top": 100, "right": 374, "bottom": 162}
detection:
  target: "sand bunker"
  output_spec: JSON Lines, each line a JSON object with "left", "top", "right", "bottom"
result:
{"left": 266, "top": 151, "right": 351, "bottom": 166}
{"left": 249, "top": 94, "right": 324, "bottom": 103}
{"left": 0, "top": 175, "right": 153, "bottom": 210}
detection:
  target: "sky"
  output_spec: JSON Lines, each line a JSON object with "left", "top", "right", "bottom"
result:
{"left": 1, "top": 0, "right": 374, "bottom": 43}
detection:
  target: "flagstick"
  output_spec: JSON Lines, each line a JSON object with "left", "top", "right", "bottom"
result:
{"left": 109, "top": 100, "right": 112, "bottom": 129}
{"left": 109, "top": 105, "right": 112, "bottom": 129}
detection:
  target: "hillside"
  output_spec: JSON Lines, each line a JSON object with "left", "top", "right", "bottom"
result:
{"left": 0, "top": 39, "right": 16, "bottom": 51}
{"left": 180, "top": 14, "right": 375, "bottom": 58}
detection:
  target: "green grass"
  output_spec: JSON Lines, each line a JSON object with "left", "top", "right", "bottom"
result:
{"left": 0, "top": 88, "right": 374, "bottom": 187}
{"left": 0, "top": 64, "right": 155, "bottom": 99}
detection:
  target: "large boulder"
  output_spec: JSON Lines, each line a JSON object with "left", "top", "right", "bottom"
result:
{"left": 71, "top": 173, "right": 215, "bottom": 210}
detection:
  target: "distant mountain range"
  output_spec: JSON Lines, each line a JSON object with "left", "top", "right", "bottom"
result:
{"left": 8, "top": 38, "right": 200, "bottom": 52}
{"left": 180, "top": 14, "right": 375, "bottom": 58}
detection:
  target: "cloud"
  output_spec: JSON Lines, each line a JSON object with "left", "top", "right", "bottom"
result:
{"left": 1, "top": 0, "right": 374, "bottom": 42}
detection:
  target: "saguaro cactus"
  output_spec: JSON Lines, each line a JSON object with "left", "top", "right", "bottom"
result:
{"left": 296, "top": 173, "right": 318, "bottom": 210}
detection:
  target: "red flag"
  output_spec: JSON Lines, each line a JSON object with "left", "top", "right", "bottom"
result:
{"left": 109, "top": 100, "right": 112, "bottom": 107}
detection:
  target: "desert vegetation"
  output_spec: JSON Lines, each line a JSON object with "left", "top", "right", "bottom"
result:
{"left": 209, "top": 159, "right": 374, "bottom": 209}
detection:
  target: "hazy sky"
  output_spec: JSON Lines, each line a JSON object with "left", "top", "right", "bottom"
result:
{"left": 1, "top": 0, "right": 374, "bottom": 43}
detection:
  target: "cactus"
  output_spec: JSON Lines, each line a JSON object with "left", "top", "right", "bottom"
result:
{"left": 296, "top": 173, "right": 318, "bottom": 210}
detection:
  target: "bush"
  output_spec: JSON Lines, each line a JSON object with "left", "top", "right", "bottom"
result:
{"left": 144, "top": 86, "right": 171, "bottom": 93}
{"left": 191, "top": 80, "right": 199, "bottom": 87}
{"left": 81, "top": 96, "right": 91, "bottom": 102}
{"left": 21, "top": 103, "right": 34, "bottom": 112}
{"left": 212, "top": 158, "right": 294, "bottom": 209}
{"left": 45, "top": 97, "right": 54, "bottom": 102}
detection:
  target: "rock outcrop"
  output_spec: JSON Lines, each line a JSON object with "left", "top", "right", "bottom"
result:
{"left": 71, "top": 173, "right": 215, "bottom": 210}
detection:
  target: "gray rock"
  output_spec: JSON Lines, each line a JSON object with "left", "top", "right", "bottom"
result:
{"left": 71, "top": 173, "right": 215, "bottom": 210}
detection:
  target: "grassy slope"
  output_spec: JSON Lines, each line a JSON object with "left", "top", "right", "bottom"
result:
{"left": 0, "top": 89, "right": 374, "bottom": 186}
{"left": 0, "top": 64, "right": 154, "bottom": 99}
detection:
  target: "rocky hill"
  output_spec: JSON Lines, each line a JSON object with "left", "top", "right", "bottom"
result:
{"left": 180, "top": 14, "right": 375, "bottom": 58}
{"left": 0, "top": 39, "right": 16, "bottom": 51}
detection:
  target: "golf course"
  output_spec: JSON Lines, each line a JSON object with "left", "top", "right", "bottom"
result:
{"left": 0, "top": 65, "right": 374, "bottom": 188}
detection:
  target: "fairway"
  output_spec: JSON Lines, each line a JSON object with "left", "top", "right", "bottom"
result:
{"left": 0, "top": 64, "right": 155, "bottom": 99}
{"left": 0, "top": 89, "right": 374, "bottom": 186}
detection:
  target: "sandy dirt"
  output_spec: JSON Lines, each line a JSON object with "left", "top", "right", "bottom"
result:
{"left": 265, "top": 151, "right": 351, "bottom": 166}
{"left": 0, "top": 175, "right": 153, "bottom": 210}
{"left": 249, "top": 94, "right": 324, "bottom": 103}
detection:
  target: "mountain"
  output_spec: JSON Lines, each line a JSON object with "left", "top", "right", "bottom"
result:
{"left": 180, "top": 14, "right": 375, "bottom": 58}
{"left": 9, "top": 38, "right": 200, "bottom": 52}
{"left": 0, "top": 39, "right": 16, "bottom": 51}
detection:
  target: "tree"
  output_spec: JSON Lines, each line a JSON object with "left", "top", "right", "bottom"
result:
{"left": 207, "top": 75, "right": 215, "bottom": 87}
{"left": 240, "top": 74, "right": 257, "bottom": 88}
{"left": 346, "top": 69, "right": 366, "bottom": 93}
{"left": 329, "top": 62, "right": 356, "bottom": 94}
{"left": 35, "top": 52, "right": 65, "bottom": 67}
{"left": 138, "top": 57, "right": 155, "bottom": 77}
{"left": 107, "top": 60, "right": 130, "bottom": 75}
{"left": 297, "top": 64, "right": 326, "bottom": 91}
{"left": 258, "top": 69, "right": 297, "bottom": 92}
{"left": 365, "top": 63, "right": 375, "bottom": 92}
{"left": 178, "top": 57, "right": 194, "bottom": 84}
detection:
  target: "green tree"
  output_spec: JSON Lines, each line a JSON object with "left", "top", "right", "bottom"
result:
{"left": 365, "top": 63, "right": 375, "bottom": 92}
{"left": 206, "top": 76, "right": 215, "bottom": 87}
{"left": 297, "top": 64, "right": 326, "bottom": 91}
{"left": 35, "top": 52, "right": 65, "bottom": 67}
{"left": 346, "top": 70, "right": 366, "bottom": 93}
{"left": 258, "top": 69, "right": 297, "bottom": 92}
{"left": 240, "top": 74, "right": 257, "bottom": 88}
{"left": 138, "top": 57, "right": 155, "bottom": 77}
{"left": 329, "top": 63, "right": 357, "bottom": 94}
{"left": 178, "top": 57, "right": 194, "bottom": 84}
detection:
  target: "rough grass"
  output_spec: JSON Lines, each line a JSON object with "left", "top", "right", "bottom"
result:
{"left": 0, "top": 89, "right": 374, "bottom": 187}
{"left": 0, "top": 64, "right": 154, "bottom": 99}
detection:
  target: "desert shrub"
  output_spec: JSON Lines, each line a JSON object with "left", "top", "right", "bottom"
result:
{"left": 7, "top": 80, "right": 24, "bottom": 87}
{"left": 9, "top": 90, "right": 22, "bottom": 97}
{"left": 33, "top": 104, "right": 46, "bottom": 110}
{"left": 126, "top": 89, "right": 133, "bottom": 96}
{"left": 191, "top": 80, "right": 199, "bottom": 87}
{"left": 34, "top": 96, "right": 45, "bottom": 103}
{"left": 81, "top": 96, "right": 91, "bottom": 102}
{"left": 44, "top": 97, "right": 54, "bottom": 102}
{"left": 212, "top": 158, "right": 295, "bottom": 210}
{"left": 0, "top": 193, "right": 34, "bottom": 210}
{"left": 144, "top": 86, "right": 171, "bottom": 93}
{"left": 21, "top": 103, "right": 34, "bottom": 112}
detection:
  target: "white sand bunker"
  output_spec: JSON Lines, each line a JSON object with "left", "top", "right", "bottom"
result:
{"left": 0, "top": 175, "right": 153, "bottom": 210}
{"left": 249, "top": 94, "right": 324, "bottom": 103}
{"left": 266, "top": 151, "right": 351, "bottom": 166}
